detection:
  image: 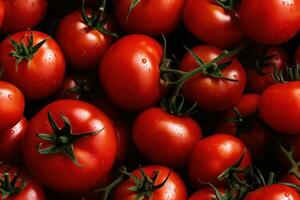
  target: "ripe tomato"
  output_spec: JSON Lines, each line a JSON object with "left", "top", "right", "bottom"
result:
{"left": 55, "top": 9, "right": 116, "bottom": 70}
{"left": 188, "top": 133, "right": 252, "bottom": 188}
{"left": 0, "top": 117, "right": 27, "bottom": 164}
{"left": 0, "top": 81, "right": 25, "bottom": 131}
{"left": 244, "top": 184, "right": 300, "bottom": 200}
{"left": 259, "top": 81, "right": 300, "bottom": 134}
{"left": 113, "top": 165, "right": 188, "bottom": 200}
{"left": 281, "top": 174, "right": 300, "bottom": 186}
{"left": 132, "top": 107, "right": 202, "bottom": 168}
{"left": 0, "top": 165, "right": 46, "bottom": 200}
{"left": 189, "top": 188, "right": 226, "bottom": 200}
{"left": 0, "top": 0, "right": 4, "bottom": 27}
{"left": 1, "top": 0, "right": 47, "bottom": 33}
{"left": 22, "top": 100, "right": 117, "bottom": 192}
{"left": 0, "top": 31, "right": 66, "bottom": 100}
{"left": 99, "top": 34, "right": 165, "bottom": 111}
{"left": 295, "top": 46, "right": 300, "bottom": 64}
{"left": 246, "top": 46, "right": 289, "bottom": 93}
{"left": 183, "top": 0, "right": 243, "bottom": 48}
{"left": 180, "top": 45, "right": 246, "bottom": 112}
{"left": 238, "top": 0, "right": 300, "bottom": 44}
{"left": 114, "top": 0, "right": 185, "bottom": 36}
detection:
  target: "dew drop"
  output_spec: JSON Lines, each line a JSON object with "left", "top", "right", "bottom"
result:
{"left": 282, "top": 1, "right": 286, "bottom": 5}
{"left": 142, "top": 58, "right": 147, "bottom": 64}
{"left": 8, "top": 94, "right": 12, "bottom": 99}
{"left": 9, "top": 130, "right": 15, "bottom": 134}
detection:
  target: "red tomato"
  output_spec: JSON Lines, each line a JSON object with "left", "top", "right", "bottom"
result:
{"left": 0, "top": 117, "right": 27, "bottom": 164}
{"left": 246, "top": 46, "right": 289, "bottom": 93}
{"left": 0, "top": 31, "right": 66, "bottom": 100}
{"left": 1, "top": 0, "right": 47, "bottom": 33}
{"left": 0, "top": 0, "right": 4, "bottom": 27}
{"left": 259, "top": 81, "right": 300, "bottom": 134}
{"left": 238, "top": 0, "right": 300, "bottom": 44}
{"left": 189, "top": 188, "right": 226, "bottom": 200}
{"left": 99, "top": 34, "right": 166, "bottom": 111}
{"left": 114, "top": 0, "right": 185, "bottom": 36}
{"left": 244, "top": 184, "right": 300, "bottom": 200}
{"left": 0, "top": 165, "right": 46, "bottom": 200}
{"left": 183, "top": 0, "right": 243, "bottom": 48}
{"left": 281, "top": 174, "right": 300, "bottom": 186}
{"left": 55, "top": 9, "right": 116, "bottom": 70}
{"left": 188, "top": 133, "right": 252, "bottom": 188}
{"left": 0, "top": 81, "right": 25, "bottom": 131}
{"left": 133, "top": 107, "right": 202, "bottom": 168}
{"left": 113, "top": 165, "right": 188, "bottom": 200}
{"left": 295, "top": 46, "right": 300, "bottom": 64}
{"left": 22, "top": 100, "right": 117, "bottom": 192}
{"left": 180, "top": 45, "right": 246, "bottom": 112}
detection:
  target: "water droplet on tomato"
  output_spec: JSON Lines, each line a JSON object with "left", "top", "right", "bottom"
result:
{"left": 142, "top": 58, "right": 147, "bottom": 64}
{"left": 9, "top": 130, "right": 15, "bottom": 134}
{"left": 8, "top": 94, "right": 12, "bottom": 99}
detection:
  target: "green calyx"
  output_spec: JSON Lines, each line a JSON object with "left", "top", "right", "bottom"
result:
{"left": 127, "top": 0, "right": 141, "bottom": 22}
{"left": 226, "top": 107, "right": 254, "bottom": 136}
{"left": 280, "top": 144, "right": 300, "bottom": 180}
{"left": 215, "top": 0, "right": 238, "bottom": 11}
{"left": 81, "top": 0, "right": 118, "bottom": 38}
{"left": 9, "top": 33, "right": 48, "bottom": 71}
{"left": 36, "top": 111, "right": 102, "bottom": 166}
{"left": 0, "top": 172, "right": 27, "bottom": 199}
{"left": 273, "top": 64, "right": 300, "bottom": 83}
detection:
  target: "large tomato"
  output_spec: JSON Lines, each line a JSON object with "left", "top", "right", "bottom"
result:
{"left": 1, "top": 0, "right": 47, "bottom": 33}
{"left": 132, "top": 107, "right": 202, "bottom": 168}
{"left": 244, "top": 184, "right": 300, "bottom": 200}
{"left": 113, "top": 165, "right": 188, "bottom": 200}
{"left": 0, "top": 117, "right": 27, "bottom": 164}
{"left": 0, "top": 166, "right": 46, "bottom": 200}
{"left": 0, "top": 0, "right": 4, "bottom": 27}
{"left": 238, "top": 0, "right": 300, "bottom": 44}
{"left": 259, "top": 81, "right": 300, "bottom": 134}
{"left": 0, "top": 81, "right": 25, "bottom": 131}
{"left": 99, "top": 34, "right": 165, "bottom": 111}
{"left": 0, "top": 31, "right": 66, "bottom": 100}
{"left": 188, "top": 133, "right": 252, "bottom": 188}
{"left": 183, "top": 0, "right": 243, "bottom": 48}
{"left": 22, "top": 100, "right": 117, "bottom": 192}
{"left": 55, "top": 9, "right": 116, "bottom": 70}
{"left": 114, "top": 0, "right": 185, "bottom": 36}
{"left": 246, "top": 46, "right": 289, "bottom": 93}
{"left": 180, "top": 45, "right": 246, "bottom": 112}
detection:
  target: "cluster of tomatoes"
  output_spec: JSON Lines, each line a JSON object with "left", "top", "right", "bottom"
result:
{"left": 0, "top": 0, "right": 299, "bottom": 199}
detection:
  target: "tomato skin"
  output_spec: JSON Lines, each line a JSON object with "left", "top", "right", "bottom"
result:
{"left": 0, "top": 166, "right": 46, "bottom": 200}
{"left": 113, "top": 165, "right": 188, "bottom": 200}
{"left": 246, "top": 47, "right": 289, "bottom": 93}
{"left": 0, "top": 31, "right": 66, "bottom": 100}
{"left": 56, "top": 9, "right": 115, "bottom": 70}
{"left": 281, "top": 174, "right": 300, "bottom": 186}
{"left": 0, "top": 81, "right": 25, "bottom": 131}
{"left": 259, "top": 82, "right": 300, "bottom": 134}
{"left": 22, "top": 100, "right": 117, "bottom": 192}
{"left": 1, "top": 0, "right": 47, "bottom": 33}
{"left": 189, "top": 188, "right": 226, "bottom": 200}
{"left": 180, "top": 45, "right": 246, "bottom": 112}
{"left": 0, "top": 117, "right": 27, "bottom": 164}
{"left": 0, "top": 0, "right": 4, "bottom": 27}
{"left": 244, "top": 184, "right": 300, "bottom": 200}
{"left": 238, "top": 0, "right": 300, "bottom": 44}
{"left": 183, "top": 0, "right": 243, "bottom": 48}
{"left": 133, "top": 107, "right": 202, "bottom": 168}
{"left": 114, "top": 0, "right": 185, "bottom": 36}
{"left": 188, "top": 133, "right": 252, "bottom": 188}
{"left": 99, "top": 34, "right": 165, "bottom": 111}
{"left": 295, "top": 46, "right": 300, "bottom": 64}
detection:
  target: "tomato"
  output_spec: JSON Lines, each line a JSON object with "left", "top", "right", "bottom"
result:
{"left": 188, "top": 133, "right": 252, "bottom": 188}
{"left": 1, "top": 0, "right": 47, "bottom": 33}
{"left": 113, "top": 165, "right": 188, "bottom": 200}
{"left": 189, "top": 188, "right": 226, "bottom": 200}
{"left": 114, "top": 0, "right": 185, "bottom": 36}
{"left": 244, "top": 184, "right": 300, "bottom": 200}
{"left": 99, "top": 34, "right": 166, "bottom": 111}
{"left": 22, "top": 100, "right": 117, "bottom": 192}
{"left": 183, "top": 0, "right": 243, "bottom": 48}
{"left": 132, "top": 107, "right": 202, "bottom": 168}
{"left": 0, "top": 0, "right": 4, "bottom": 27}
{"left": 0, "top": 31, "right": 66, "bottom": 100}
{"left": 246, "top": 47, "right": 289, "bottom": 93}
{"left": 180, "top": 45, "right": 246, "bottom": 112}
{"left": 295, "top": 46, "right": 300, "bottom": 64}
{"left": 0, "top": 117, "right": 27, "bottom": 164}
{"left": 281, "top": 174, "right": 300, "bottom": 186}
{"left": 259, "top": 81, "right": 300, "bottom": 134}
{"left": 55, "top": 9, "right": 116, "bottom": 70}
{"left": 0, "top": 81, "right": 25, "bottom": 131}
{"left": 0, "top": 165, "right": 46, "bottom": 200}
{"left": 238, "top": 0, "right": 300, "bottom": 44}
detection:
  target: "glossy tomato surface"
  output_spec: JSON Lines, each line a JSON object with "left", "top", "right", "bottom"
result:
{"left": 22, "top": 100, "right": 117, "bottom": 192}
